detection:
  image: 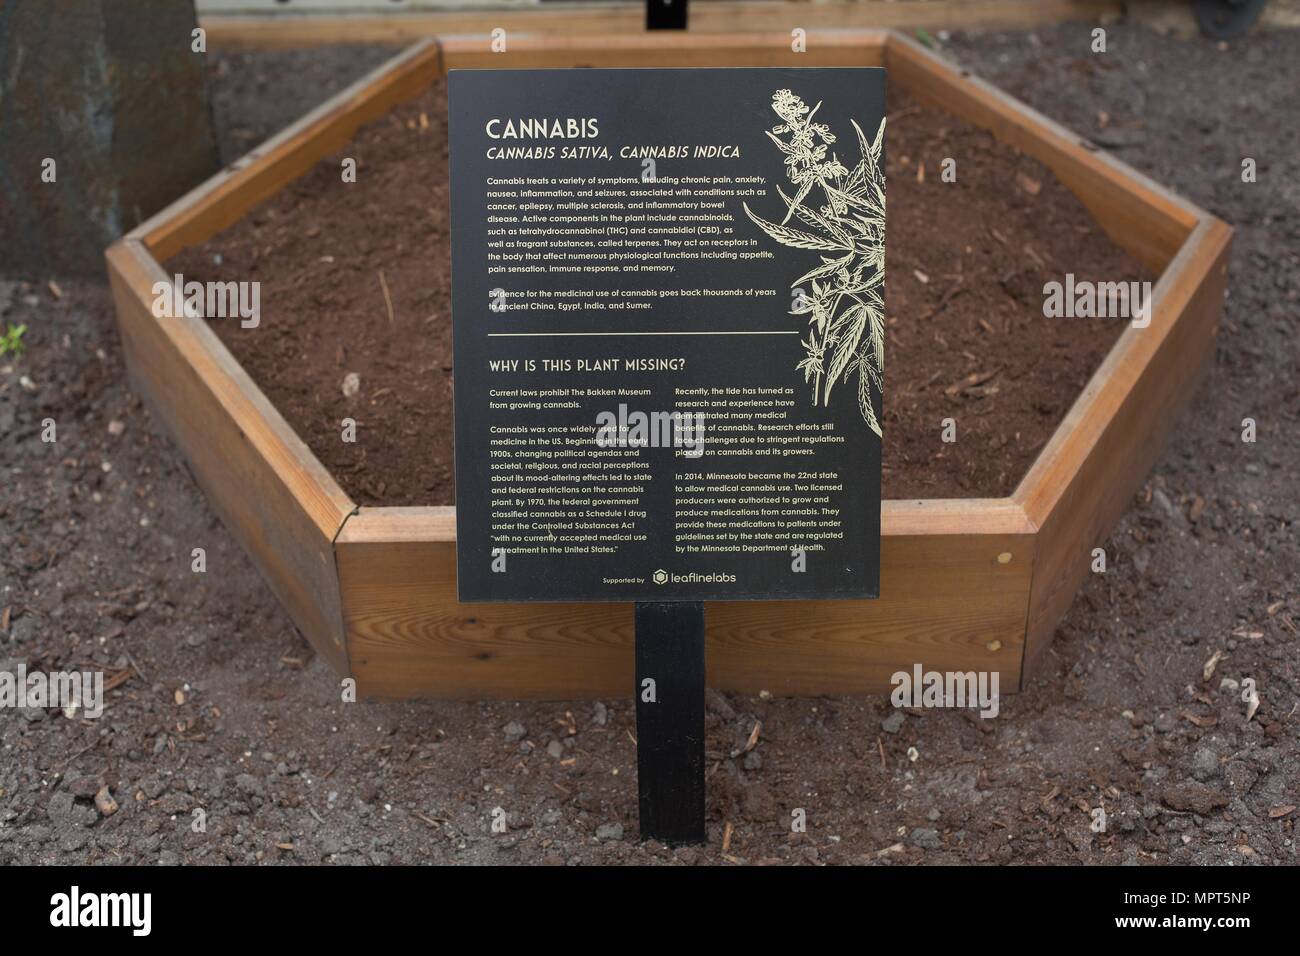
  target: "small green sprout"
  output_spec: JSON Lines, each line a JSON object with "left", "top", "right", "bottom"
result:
{"left": 0, "top": 323, "right": 28, "bottom": 357}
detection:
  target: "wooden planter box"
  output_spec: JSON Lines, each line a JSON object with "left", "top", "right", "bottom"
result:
{"left": 106, "top": 30, "right": 1231, "bottom": 699}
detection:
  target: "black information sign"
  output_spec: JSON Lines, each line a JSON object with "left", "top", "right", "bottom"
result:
{"left": 450, "top": 68, "right": 886, "bottom": 604}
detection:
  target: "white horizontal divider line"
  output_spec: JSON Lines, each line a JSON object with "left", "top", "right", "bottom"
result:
{"left": 487, "top": 331, "right": 801, "bottom": 337}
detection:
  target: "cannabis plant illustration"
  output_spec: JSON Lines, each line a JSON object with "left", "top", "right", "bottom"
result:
{"left": 744, "top": 89, "right": 887, "bottom": 436}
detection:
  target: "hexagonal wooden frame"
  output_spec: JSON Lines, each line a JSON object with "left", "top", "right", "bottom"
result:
{"left": 106, "top": 30, "right": 1231, "bottom": 698}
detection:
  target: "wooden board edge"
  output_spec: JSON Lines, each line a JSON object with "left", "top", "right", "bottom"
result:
{"left": 339, "top": 520, "right": 1032, "bottom": 699}
{"left": 131, "top": 40, "right": 443, "bottom": 262}
{"left": 107, "top": 237, "right": 358, "bottom": 675}
{"left": 1015, "top": 217, "right": 1233, "bottom": 680}
{"left": 108, "top": 239, "right": 357, "bottom": 534}
{"left": 437, "top": 29, "right": 888, "bottom": 70}
{"left": 1015, "top": 216, "right": 1234, "bottom": 524}
{"left": 201, "top": 2, "right": 1122, "bottom": 50}
{"left": 439, "top": 28, "right": 891, "bottom": 52}
{"left": 883, "top": 30, "right": 1202, "bottom": 272}
{"left": 338, "top": 497, "right": 1035, "bottom": 546}
{"left": 336, "top": 499, "right": 1032, "bottom": 699}
{"left": 337, "top": 506, "right": 457, "bottom": 544}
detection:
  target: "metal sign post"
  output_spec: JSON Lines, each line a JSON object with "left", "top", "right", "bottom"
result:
{"left": 647, "top": 0, "right": 689, "bottom": 31}
{"left": 634, "top": 602, "right": 706, "bottom": 844}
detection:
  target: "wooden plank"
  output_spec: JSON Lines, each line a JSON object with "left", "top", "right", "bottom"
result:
{"left": 336, "top": 532, "right": 630, "bottom": 699}
{"left": 1015, "top": 218, "right": 1233, "bottom": 680}
{"left": 337, "top": 499, "right": 1031, "bottom": 698}
{"left": 131, "top": 40, "right": 443, "bottom": 263}
{"left": 708, "top": 500, "right": 1032, "bottom": 695}
{"left": 106, "top": 238, "right": 357, "bottom": 674}
{"left": 885, "top": 31, "right": 1200, "bottom": 273}
{"left": 438, "top": 29, "right": 885, "bottom": 71}
{"left": 201, "top": 1, "right": 1123, "bottom": 49}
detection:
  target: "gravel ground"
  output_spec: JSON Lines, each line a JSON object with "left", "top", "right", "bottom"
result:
{"left": 0, "top": 20, "right": 1296, "bottom": 866}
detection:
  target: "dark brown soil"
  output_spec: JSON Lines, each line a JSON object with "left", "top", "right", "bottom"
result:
{"left": 171, "top": 81, "right": 1143, "bottom": 505}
